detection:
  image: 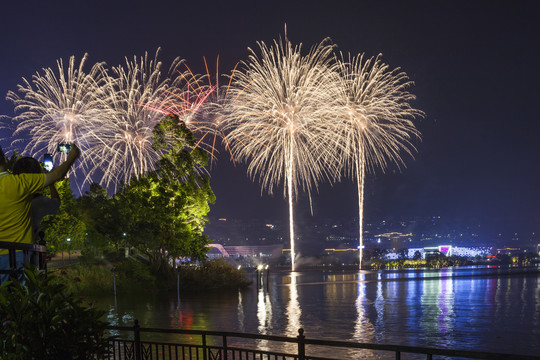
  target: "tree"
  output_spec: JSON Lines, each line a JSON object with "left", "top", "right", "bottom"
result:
{"left": 40, "top": 179, "right": 86, "bottom": 255}
{"left": 78, "top": 183, "right": 124, "bottom": 254}
{"left": 116, "top": 115, "right": 215, "bottom": 275}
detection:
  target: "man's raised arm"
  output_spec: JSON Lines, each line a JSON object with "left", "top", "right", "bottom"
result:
{"left": 44, "top": 144, "right": 81, "bottom": 188}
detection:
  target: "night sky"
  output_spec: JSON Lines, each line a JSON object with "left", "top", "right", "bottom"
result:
{"left": 1, "top": 1, "right": 539, "bottom": 239}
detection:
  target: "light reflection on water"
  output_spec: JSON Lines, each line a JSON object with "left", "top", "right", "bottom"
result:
{"left": 99, "top": 266, "right": 540, "bottom": 358}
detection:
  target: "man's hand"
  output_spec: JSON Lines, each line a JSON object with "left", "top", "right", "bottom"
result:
{"left": 43, "top": 143, "right": 81, "bottom": 188}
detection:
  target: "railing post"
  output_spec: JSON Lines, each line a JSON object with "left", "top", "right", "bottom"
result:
{"left": 395, "top": 350, "right": 400, "bottom": 360}
{"left": 23, "top": 249, "right": 30, "bottom": 266}
{"left": 38, "top": 240, "right": 47, "bottom": 271}
{"left": 202, "top": 333, "right": 207, "bottom": 360}
{"left": 266, "top": 265, "right": 270, "bottom": 292}
{"left": 297, "top": 328, "right": 305, "bottom": 360}
{"left": 8, "top": 249, "right": 17, "bottom": 280}
{"left": 222, "top": 335, "right": 228, "bottom": 360}
{"left": 256, "top": 268, "right": 260, "bottom": 289}
{"left": 134, "top": 319, "right": 142, "bottom": 360}
{"left": 8, "top": 249, "right": 16, "bottom": 268}
{"left": 112, "top": 268, "right": 117, "bottom": 299}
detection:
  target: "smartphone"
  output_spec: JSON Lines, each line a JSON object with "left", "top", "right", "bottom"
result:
{"left": 43, "top": 154, "right": 53, "bottom": 172}
{"left": 57, "top": 143, "right": 72, "bottom": 154}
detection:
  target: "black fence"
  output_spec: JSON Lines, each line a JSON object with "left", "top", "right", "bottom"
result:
{"left": 0, "top": 240, "right": 47, "bottom": 280}
{"left": 105, "top": 320, "right": 540, "bottom": 360}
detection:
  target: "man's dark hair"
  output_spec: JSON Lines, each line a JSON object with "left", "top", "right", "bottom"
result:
{"left": 13, "top": 157, "right": 42, "bottom": 175}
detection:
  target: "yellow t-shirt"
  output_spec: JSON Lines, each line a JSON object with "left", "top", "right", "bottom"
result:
{"left": 0, "top": 172, "right": 46, "bottom": 254}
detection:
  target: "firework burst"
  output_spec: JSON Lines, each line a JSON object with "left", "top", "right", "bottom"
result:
{"left": 5, "top": 53, "right": 109, "bottom": 183}
{"left": 83, "top": 49, "right": 186, "bottom": 191}
{"left": 225, "top": 33, "right": 343, "bottom": 271}
{"left": 147, "top": 56, "right": 238, "bottom": 168}
{"left": 334, "top": 52, "right": 423, "bottom": 269}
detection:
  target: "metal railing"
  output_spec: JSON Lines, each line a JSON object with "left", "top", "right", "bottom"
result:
{"left": 0, "top": 240, "right": 47, "bottom": 280}
{"left": 105, "top": 320, "right": 540, "bottom": 360}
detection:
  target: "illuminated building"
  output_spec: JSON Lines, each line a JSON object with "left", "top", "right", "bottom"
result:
{"left": 405, "top": 246, "right": 492, "bottom": 259}
{"left": 374, "top": 232, "right": 413, "bottom": 249}
{"left": 496, "top": 247, "right": 521, "bottom": 255}
{"left": 207, "top": 244, "right": 284, "bottom": 265}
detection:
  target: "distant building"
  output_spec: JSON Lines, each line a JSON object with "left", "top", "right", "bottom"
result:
{"left": 375, "top": 232, "right": 413, "bottom": 249}
{"left": 406, "top": 246, "right": 492, "bottom": 259}
{"left": 496, "top": 247, "right": 521, "bottom": 255}
{"left": 207, "top": 244, "right": 284, "bottom": 265}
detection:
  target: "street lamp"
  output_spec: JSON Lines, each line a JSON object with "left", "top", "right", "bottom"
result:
{"left": 67, "top": 238, "right": 71, "bottom": 263}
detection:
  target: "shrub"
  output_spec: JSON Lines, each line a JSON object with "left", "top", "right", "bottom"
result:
{"left": 52, "top": 265, "right": 115, "bottom": 295}
{"left": 78, "top": 251, "right": 107, "bottom": 266}
{"left": 178, "top": 258, "right": 251, "bottom": 291}
{"left": 115, "top": 257, "right": 157, "bottom": 284}
{"left": 0, "top": 266, "right": 108, "bottom": 359}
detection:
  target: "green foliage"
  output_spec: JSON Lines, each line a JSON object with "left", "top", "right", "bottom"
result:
{"left": 50, "top": 262, "right": 154, "bottom": 296}
{"left": 152, "top": 114, "right": 209, "bottom": 177}
{"left": 403, "top": 259, "right": 427, "bottom": 267}
{"left": 41, "top": 179, "right": 86, "bottom": 253}
{"left": 47, "top": 258, "right": 250, "bottom": 299}
{"left": 114, "top": 115, "right": 215, "bottom": 275}
{"left": 74, "top": 115, "right": 215, "bottom": 277}
{"left": 0, "top": 266, "right": 108, "bottom": 359}
{"left": 178, "top": 259, "right": 251, "bottom": 291}
{"left": 78, "top": 183, "right": 125, "bottom": 253}
{"left": 51, "top": 266, "right": 115, "bottom": 296}
{"left": 366, "top": 254, "right": 474, "bottom": 269}
{"left": 43, "top": 114, "right": 216, "bottom": 284}
{"left": 78, "top": 250, "right": 107, "bottom": 266}
{"left": 116, "top": 173, "right": 213, "bottom": 273}
{"left": 115, "top": 258, "right": 156, "bottom": 284}
{"left": 5, "top": 151, "right": 20, "bottom": 171}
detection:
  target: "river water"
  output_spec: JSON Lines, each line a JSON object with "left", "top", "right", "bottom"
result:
{"left": 100, "top": 266, "right": 540, "bottom": 358}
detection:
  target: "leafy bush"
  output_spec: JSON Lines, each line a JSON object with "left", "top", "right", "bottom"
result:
{"left": 52, "top": 265, "right": 115, "bottom": 295}
{"left": 49, "top": 258, "right": 249, "bottom": 298}
{"left": 103, "top": 248, "right": 126, "bottom": 263}
{"left": 115, "top": 257, "right": 157, "bottom": 284}
{"left": 0, "top": 266, "right": 108, "bottom": 359}
{"left": 178, "top": 258, "right": 251, "bottom": 291}
{"left": 51, "top": 259, "right": 157, "bottom": 296}
{"left": 78, "top": 251, "right": 107, "bottom": 266}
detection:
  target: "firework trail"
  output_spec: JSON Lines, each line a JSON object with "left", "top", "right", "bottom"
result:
{"left": 225, "top": 33, "right": 342, "bottom": 271}
{"left": 334, "top": 52, "right": 422, "bottom": 269}
{"left": 5, "top": 53, "right": 109, "bottom": 185}
{"left": 86, "top": 49, "right": 185, "bottom": 191}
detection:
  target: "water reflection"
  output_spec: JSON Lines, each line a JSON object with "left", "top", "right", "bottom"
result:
{"left": 533, "top": 279, "right": 540, "bottom": 338}
{"left": 237, "top": 291, "right": 245, "bottom": 332}
{"left": 97, "top": 268, "right": 540, "bottom": 357}
{"left": 374, "top": 276, "right": 384, "bottom": 343}
{"left": 286, "top": 272, "right": 302, "bottom": 336}
{"left": 257, "top": 287, "right": 273, "bottom": 333}
{"left": 437, "top": 274, "right": 455, "bottom": 346}
{"left": 352, "top": 278, "right": 375, "bottom": 342}
{"left": 420, "top": 270, "right": 455, "bottom": 348}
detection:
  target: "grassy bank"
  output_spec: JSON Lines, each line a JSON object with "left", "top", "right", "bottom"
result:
{"left": 51, "top": 258, "right": 251, "bottom": 297}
